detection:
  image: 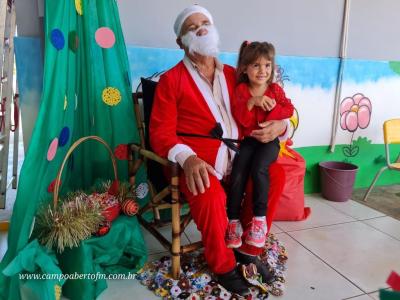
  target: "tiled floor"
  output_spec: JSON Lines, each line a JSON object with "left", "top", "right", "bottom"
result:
{"left": 0, "top": 232, "right": 7, "bottom": 261}
{"left": 2, "top": 194, "right": 400, "bottom": 300}
{"left": 98, "top": 194, "right": 400, "bottom": 300}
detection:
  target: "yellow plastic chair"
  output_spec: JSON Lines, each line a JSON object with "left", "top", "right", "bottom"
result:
{"left": 363, "top": 118, "right": 400, "bottom": 201}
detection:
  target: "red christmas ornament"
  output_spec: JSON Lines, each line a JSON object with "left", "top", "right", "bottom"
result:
{"left": 95, "top": 221, "right": 111, "bottom": 236}
{"left": 114, "top": 144, "right": 129, "bottom": 160}
{"left": 102, "top": 202, "right": 121, "bottom": 222}
{"left": 121, "top": 198, "right": 139, "bottom": 216}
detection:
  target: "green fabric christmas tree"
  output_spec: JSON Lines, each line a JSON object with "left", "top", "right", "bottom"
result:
{"left": 0, "top": 1, "right": 147, "bottom": 299}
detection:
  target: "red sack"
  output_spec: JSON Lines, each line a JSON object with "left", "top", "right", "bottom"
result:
{"left": 273, "top": 147, "right": 311, "bottom": 221}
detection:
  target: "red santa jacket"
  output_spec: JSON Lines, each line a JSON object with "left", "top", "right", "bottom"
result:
{"left": 149, "top": 60, "right": 239, "bottom": 178}
{"left": 232, "top": 82, "right": 294, "bottom": 137}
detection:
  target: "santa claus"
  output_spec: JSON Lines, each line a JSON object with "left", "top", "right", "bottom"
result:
{"left": 150, "top": 5, "right": 288, "bottom": 295}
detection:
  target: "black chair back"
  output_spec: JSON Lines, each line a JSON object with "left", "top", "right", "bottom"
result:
{"left": 139, "top": 77, "right": 170, "bottom": 200}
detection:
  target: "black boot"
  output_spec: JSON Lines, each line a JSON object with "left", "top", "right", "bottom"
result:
{"left": 234, "top": 250, "right": 275, "bottom": 284}
{"left": 217, "top": 267, "right": 251, "bottom": 296}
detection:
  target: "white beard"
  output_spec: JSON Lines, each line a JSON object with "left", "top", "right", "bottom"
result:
{"left": 181, "top": 24, "right": 220, "bottom": 57}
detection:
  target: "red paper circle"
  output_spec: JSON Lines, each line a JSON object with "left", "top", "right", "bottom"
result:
{"left": 47, "top": 179, "right": 61, "bottom": 193}
{"left": 114, "top": 144, "right": 129, "bottom": 160}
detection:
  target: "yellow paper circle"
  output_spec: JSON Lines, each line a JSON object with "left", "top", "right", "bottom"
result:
{"left": 75, "top": 0, "right": 83, "bottom": 15}
{"left": 102, "top": 87, "right": 121, "bottom": 106}
{"left": 55, "top": 285, "right": 62, "bottom": 300}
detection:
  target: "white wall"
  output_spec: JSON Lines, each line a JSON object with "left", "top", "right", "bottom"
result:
{"left": 347, "top": 0, "right": 400, "bottom": 60}
{"left": 15, "top": 0, "right": 43, "bottom": 36}
{"left": 118, "top": 0, "right": 344, "bottom": 57}
{"left": 16, "top": 1, "right": 400, "bottom": 60}
{"left": 118, "top": 0, "right": 400, "bottom": 60}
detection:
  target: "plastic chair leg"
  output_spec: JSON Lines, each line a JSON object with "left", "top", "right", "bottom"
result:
{"left": 362, "top": 166, "right": 388, "bottom": 201}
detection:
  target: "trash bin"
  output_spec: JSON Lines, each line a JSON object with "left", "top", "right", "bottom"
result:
{"left": 319, "top": 161, "right": 358, "bottom": 202}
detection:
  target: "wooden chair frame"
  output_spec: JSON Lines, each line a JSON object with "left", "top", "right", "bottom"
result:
{"left": 128, "top": 92, "right": 202, "bottom": 279}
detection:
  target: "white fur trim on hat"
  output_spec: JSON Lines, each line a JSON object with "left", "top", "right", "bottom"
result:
{"left": 173, "top": 5, "right": 213, "bottom": 37}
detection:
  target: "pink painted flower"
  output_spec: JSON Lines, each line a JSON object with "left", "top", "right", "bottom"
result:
{"left": 340, "top": 93, "right": 372, "bottom": 132}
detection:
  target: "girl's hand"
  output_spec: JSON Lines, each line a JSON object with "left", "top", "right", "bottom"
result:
{"left": 264, "top": 96, "right": 276, "bottom": 111}
{"left": 249, "top": 96, "right": 266, "bottom": 110}
{"left": 251, "top": 96, "right": 276, "bottom": 111}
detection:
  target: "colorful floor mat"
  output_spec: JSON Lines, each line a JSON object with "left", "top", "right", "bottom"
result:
{"left": 136, "top": 234, "right": 288, "bottom": 299}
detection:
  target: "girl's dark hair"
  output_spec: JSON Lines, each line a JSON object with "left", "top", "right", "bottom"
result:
{"left": 236, "top": 41, "right": 276, "bottom": 85}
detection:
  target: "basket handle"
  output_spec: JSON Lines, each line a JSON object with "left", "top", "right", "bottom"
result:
{"left": 53, "top": 135, "right": 118, "bottom": 209}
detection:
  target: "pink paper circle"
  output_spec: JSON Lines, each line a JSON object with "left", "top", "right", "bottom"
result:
{"left": 95, "top": 27, "right": 115, "bottom": 48}
{"left": 47, "top": 138, "right": 59, "bottom": 161}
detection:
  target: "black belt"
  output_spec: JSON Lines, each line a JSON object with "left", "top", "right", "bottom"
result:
{"left": 177, "top": 123, "right": 241, "bottom": 153}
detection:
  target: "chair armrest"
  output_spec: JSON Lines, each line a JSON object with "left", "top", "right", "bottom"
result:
{"left": 129, "top": 143, "right": 171, "bottom": 167}
{"left": 128, "top": 144, "right": 180, "bottom": 204}
{"left": 128, "top": 143, "right": 180, "bottom": 204}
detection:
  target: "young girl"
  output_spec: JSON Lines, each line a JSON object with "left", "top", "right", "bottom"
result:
{"left": 225, "top": 41, "right": 294, "bottom": 248}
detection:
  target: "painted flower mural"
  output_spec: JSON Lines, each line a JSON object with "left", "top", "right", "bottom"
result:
{"left": 340, "top": 93, "right": 372, "bottom": 157}
{"left": 274, "top": 65, "right": 299, "bottom": 158}
{"left": 275, "top": 65, "right": 290, "bottom": 88}
{"left": 340, "top": 93, "right": 372, "bottom": 132}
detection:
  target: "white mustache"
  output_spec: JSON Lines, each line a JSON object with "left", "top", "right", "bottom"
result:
{"left": 181, "top": 25, "right": 220, "bottom": 57}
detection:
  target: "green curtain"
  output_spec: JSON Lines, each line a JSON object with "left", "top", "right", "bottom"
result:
{"left": 0, "top": 1, "right": 147, "bottom": 299}
{"left": 2, "top": 240, "right": 64, "bottom": 300}
{"left": 57, "top": 216, "right": 147, "bottom": 300}
{"left": 380, "top": 289, "right": 400, "bottom": 300}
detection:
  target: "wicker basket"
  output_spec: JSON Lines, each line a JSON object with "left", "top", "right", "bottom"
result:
{"left": 53, "top": 135, "right": 121, "bottom": 217}
{"left": 36, "top": 136, "right": 122, "bottom": 252}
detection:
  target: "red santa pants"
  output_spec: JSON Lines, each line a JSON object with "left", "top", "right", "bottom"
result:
{"left": 180, "top": 163, "right": 285, "bottom": 275}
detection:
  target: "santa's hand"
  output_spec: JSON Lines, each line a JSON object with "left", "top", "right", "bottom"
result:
{"left": 183, "top": 155, "right": 216, "bottom": 196}
{"left": 251, "top": 119, "right": 286, "bottom": 143}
